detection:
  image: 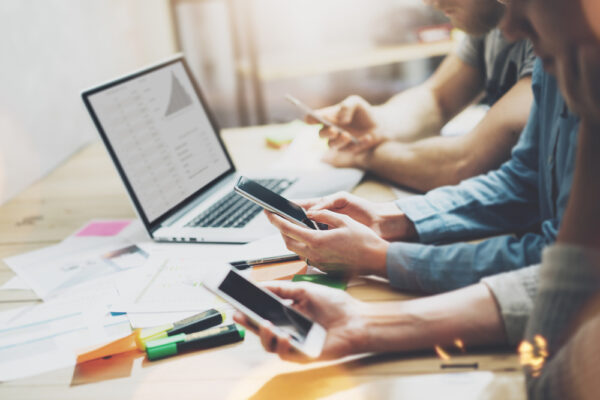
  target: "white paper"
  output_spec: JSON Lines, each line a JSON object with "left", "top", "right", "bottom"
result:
{"left": 0, "top": 298, "right": 131, "bottom": 381}
{"left": 112, "top": 256, "right": 233, "bottom": 328}
{"left": 5, "top": 227, "right": 153, "bottom": 300}
{"left": 0, "top": 276, "right": 29, "bottom": 290}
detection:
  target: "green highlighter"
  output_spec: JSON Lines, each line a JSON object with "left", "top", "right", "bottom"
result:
{"left": 146, "top": 324, "right": 245, "bottom": 361}
{"left": 292, "top": 274, "right": 347, "bottom": 290}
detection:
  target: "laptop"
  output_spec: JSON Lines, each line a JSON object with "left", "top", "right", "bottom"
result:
{"left": 82, "top": 55, "right": 363, "bottom": 243}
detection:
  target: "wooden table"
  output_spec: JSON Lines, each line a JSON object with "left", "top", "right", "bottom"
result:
{"left": 0, "top": 126, "right": 524, "bottom": 399}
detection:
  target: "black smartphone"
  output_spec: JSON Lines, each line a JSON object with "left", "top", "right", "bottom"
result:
{"left": 234, "top": 176, "right": 326, "bottom": 230}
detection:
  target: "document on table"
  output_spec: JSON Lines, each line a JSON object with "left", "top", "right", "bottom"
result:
{"left": 5, "top": 242, "right": 150, "bottom": 300}
{"left": 4, "top": 221, "right": 152, "bottom": 300}
{"left": 0, "top": 289, "right": 132, "bottom": 381}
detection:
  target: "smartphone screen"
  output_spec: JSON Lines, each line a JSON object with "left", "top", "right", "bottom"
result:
{"left": 218, "top": 270, "right": 312, "bottom": 343}
{"left": 284, "top": 94, "right": 358, "bottom": 144}
{"left": 235, "top": 177, "right": 317, "bottom": 229}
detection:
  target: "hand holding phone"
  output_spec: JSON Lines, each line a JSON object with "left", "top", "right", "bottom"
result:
{"left": 285, "top": 94, "right": 360, "bottom": 145}
{"left": 234, "top": 176, "right": 327, "bottom": 230}
{"left": 202, "top": 267, "right": 327, "bottom": 358}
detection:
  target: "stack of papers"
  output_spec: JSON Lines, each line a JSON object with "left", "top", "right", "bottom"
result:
{"left": 1, "top": 221, "right": 296, "bottom": 381}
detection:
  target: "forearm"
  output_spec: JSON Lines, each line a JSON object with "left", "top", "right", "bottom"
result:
{"left": 374, "top": 85, "right": 446, "bottom": 142}
{"left": 360, "top": 77, "right": 532, "bottom": 192}
{"left": 359, "top": 134, "right": 485, "bottom": 192}
{"left": 357, "top": 283, "right": 506, "bottom": 353}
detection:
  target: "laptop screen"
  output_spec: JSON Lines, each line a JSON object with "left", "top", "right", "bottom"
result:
{"left": 86, "top": 59, "right": 232, "bottom": 224}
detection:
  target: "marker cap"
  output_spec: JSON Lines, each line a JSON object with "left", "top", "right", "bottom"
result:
{"left": 146, "top": 333, "right": 186, "bottom": 361}
{"left": 135, "top": 324, "right": 173, "bottom": 350}
{"left": 168, "top": 308, "right": 224, "bottom": 336}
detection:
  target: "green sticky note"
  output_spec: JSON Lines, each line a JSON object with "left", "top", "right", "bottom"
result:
{"left": 292, "top": 274, "right": 347, "bottom": 290}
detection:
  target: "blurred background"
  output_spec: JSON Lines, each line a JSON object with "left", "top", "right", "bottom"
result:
{"left": 0, "top": 0, "right": 452, "bottom": 206}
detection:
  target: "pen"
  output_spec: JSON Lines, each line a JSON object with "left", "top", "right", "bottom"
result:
{"left": 440, "top": 362, "right": 479, "bottom": 369}
{"left": 229, "top": 254, "right": 300, "bottom": 270}
{"left": 135, "top": 308, "right": 224, "bottom": 350}
{"left": 146, "top": 324, "right": 245, "bottom": 361}
{"left": 284, "top": 94, "right": 360, "bottom": 145}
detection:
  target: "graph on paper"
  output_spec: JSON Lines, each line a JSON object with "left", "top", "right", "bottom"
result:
{"left": 87, "top": 62, "right": 231, "bottom": 222}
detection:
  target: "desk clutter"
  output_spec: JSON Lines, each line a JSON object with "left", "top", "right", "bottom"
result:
{"left": 0, "top": 219, "right": 347, "bottom": 381}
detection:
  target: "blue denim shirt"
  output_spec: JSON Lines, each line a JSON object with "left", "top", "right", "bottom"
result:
{"left": 387, "top": 60, "right": 580, "bottom": 293}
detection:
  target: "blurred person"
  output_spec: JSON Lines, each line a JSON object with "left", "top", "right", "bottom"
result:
{"left": 265, "top": 50, "right": 579, "bottom": 292}
{"left": 259, "top": 0, "right": 581, "bottom": 297}
{"left": 310, "top": 0, "right": 535, "bottom": 192}
{"left": 235, "top": 0, "right": 600, "bottom": 377}
{"left": 504, "top": 0, "right": 600, "bottom": 397}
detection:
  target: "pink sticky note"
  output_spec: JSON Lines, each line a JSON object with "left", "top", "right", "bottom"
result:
{"left": 76, "top": 220, "right": 132, "bottom": 237}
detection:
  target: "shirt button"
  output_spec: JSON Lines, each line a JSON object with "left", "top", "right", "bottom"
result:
{"left": 548, "top": 155, "right": 553, "bottom": 164}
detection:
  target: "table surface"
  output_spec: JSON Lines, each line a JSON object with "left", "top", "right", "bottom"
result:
{"left": 0, "top": 126, "right": 524, "bottom": 399}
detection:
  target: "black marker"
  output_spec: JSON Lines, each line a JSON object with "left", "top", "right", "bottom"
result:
{"left": 146, "top": 324, "right": 245, "bottom": 361}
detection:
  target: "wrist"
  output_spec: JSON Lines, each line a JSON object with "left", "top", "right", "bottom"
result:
{"left": 357, "top": 301, "right": 421, "bottom": 354}
{"left": 354, "top": 147, "right": 374, "bottom": 169}
{"left": 376, "top": 202, "right": 417, "bottom": 241}
{"left": 351, "top": 302, "right": 377, "bottom": 354}
{"left": 365, "top": 238, "right": 389, "bottom": 277}
{"left": 370, "top": 104, "right": 397, "bottom": 141}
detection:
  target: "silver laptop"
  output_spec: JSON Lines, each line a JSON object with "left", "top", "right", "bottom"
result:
{"left": 82, "top": 55, "right": 363, "bottom": 243}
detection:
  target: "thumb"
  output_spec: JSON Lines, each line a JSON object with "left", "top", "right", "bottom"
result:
{"left": 306, "top": 209, "right": 348, "bottom": 228}
{"left": 337, "top": 96, "right": 362, "bottom": 125}
{"left": 261, "top": 281, "right": 311, "bottom": 302}
{"left": 295, "top": 196, "right": 324, "bottom": 210}
{"left": 309, "top": 192, "right": 349, "bottom": 213}
{"left": 307, "top": 104, "right": 341, "bottom": 126}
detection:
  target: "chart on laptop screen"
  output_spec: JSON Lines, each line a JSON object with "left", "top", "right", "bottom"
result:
{"left": 88, "top": 62, "right": 231, "bottom": 222}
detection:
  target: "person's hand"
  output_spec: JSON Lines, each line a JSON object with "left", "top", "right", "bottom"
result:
{"left": 556, "top": 44, "right": 600, "bottom": 131}
{"left": 232, "top": 281, "right": 368, "bottom": 363}
{"left": 297, "top": 192, "right": 417, "bottom": 242}
{"left": 307, "top": 95, "right": 388, "bottom": 153}
{"left": 265, "top": 209, "right": 389, "bottom": 276}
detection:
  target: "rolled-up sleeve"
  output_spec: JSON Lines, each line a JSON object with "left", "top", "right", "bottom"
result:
{"left": 481, "top": 265, "right": 539, "bottom": 346}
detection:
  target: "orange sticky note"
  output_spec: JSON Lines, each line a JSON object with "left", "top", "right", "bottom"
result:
{"left": 250, "top": 260, "right": 308, "bottom": 282}
{"left": 76, "top": 333, "right": 139, "bottom": 364}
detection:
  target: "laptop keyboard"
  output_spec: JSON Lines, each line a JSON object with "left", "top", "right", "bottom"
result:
{"left": 186, "top": 178, "right": 295, "bottom": 229}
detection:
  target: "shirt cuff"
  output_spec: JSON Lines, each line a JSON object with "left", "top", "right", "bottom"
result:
{"left": 385, "top": 241, "right": 424, "bottom": 291}
{"left": 395, "top": 196, "right": 449, "bottom": 244}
